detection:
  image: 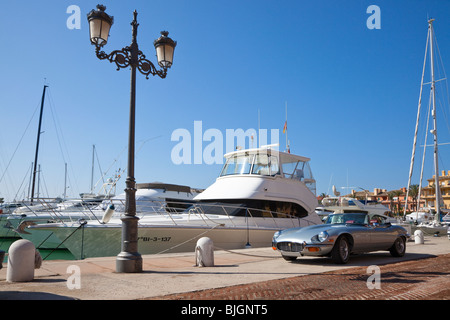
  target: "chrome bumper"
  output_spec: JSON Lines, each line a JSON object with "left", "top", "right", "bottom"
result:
{"left": 273, "top": 241, "right": 333, "bottom": 257}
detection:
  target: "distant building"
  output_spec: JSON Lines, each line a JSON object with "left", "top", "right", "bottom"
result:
{"left": 422, "top": 170, "right": 450, "bottom": 210}
{"left": 322, "top": 172, "right": 450, "bottom": 214}
{"left": 346, "top": 187, "right": 424, "bottom": 214}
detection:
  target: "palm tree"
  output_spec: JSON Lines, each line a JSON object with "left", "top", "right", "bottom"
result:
{"left": 408, "top": 184, "right": 420, "bottom": 211}
{"left": 387, "top": 191, "right": 396, "bottom": 213}
{"left": 388, "top": 190, "right": 403, "bottom": 215}
{"left": 394, "top": 190, "right": 404, "bottom": 215}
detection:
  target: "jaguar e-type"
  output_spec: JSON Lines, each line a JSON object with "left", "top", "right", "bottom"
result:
{"left": 272, "top": 211, "right": 409, "bottom": 264}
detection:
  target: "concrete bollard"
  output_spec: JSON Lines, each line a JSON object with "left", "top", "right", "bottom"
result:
{"left": 6, "top": 239, "right": 41, "bottom": 282}
{"left": 195, "top": 237, "right": 214, "bottom": 267}
{"left": 0, "top": 250, "right": 5, "bottom": 270}
{"left": 414, "top": 230, "right": 424, "bottom": 244}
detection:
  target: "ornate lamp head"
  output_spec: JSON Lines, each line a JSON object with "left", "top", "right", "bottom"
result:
{"left": 87, "top": 4, "right": 114, "bottom": 47}
{"left": 154, "top": 31, "right": 177, "bottom": 69}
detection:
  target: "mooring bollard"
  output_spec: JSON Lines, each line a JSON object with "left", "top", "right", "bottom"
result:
{"left": 414, "top": 229, "right": 424, "bottom": 244}
{"left": 0, "top": 250, "right": 5, "bottom": 270}
{"left": 195, "top": 237, "right": 214, "bottom": 267}
{"left": 6, "top": 239, "right": 41, "bottom": 282}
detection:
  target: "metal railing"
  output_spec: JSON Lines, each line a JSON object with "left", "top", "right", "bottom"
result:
{"left": 7, "top": 198, "right": 320, "bottom": 231}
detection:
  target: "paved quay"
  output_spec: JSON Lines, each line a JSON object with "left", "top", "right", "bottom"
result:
{"left": 0, "top": 236, "right": 449, "bottom": 300}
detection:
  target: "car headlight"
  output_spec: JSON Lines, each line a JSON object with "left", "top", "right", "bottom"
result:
{"left": 273, "top": 230, "right": 281, "bottom": 241}
{"left": 318, "top": 231, "right": 329, "bottom": 242}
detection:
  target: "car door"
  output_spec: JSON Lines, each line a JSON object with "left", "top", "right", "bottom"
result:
{"left": 348, "top": 224, "right": 372, "bottom": 253}
{"left": 368, "top": 215, "right": 397, "bottom": 250}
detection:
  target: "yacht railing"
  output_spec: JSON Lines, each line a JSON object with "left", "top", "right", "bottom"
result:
{"left": 10, "top": 198, "right": 104, "bottom": 223}
{"left": 137, "top": 200, "right": 319, "bottom": 230}
{"left": 10, "top": 198, "right": 319, "bottom": 230}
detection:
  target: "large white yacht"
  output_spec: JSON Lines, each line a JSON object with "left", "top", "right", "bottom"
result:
{"left": 28, "top": 146, "right": 322, "bottom": 259}
{"left": 8, "top": 183, "right": 200, "bottom": 250}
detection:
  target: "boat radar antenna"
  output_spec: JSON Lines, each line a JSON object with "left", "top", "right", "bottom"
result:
{"left": 332, "top": 185, "right": 340, "bottom": 197}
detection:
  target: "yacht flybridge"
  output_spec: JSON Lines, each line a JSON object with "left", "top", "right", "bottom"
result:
{"left": 28, "top": 146, "right": 322, "bottom": 259}
{"left": 195, "top": 146, "right": 318, "bottom": 217}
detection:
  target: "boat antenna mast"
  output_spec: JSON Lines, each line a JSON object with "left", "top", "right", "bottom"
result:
{"left": 284, "top": 101, "right": 290, "bottom": 153}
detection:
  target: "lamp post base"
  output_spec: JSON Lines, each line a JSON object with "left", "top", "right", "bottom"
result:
{"left": 116, "top": 251, "right": 142, "bottom": 273}
{"left": 116, "top": 215, "right": 142, "bottom": 273}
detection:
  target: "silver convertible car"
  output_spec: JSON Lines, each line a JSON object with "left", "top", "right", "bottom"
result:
{"left": 272, "top": 212, "right": 409, "bottom": 264}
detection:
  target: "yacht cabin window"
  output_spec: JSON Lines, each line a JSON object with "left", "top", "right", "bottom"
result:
{"left": 220, "top": 153, "right": 280, "bottom": 177}
{"left": 281, "top": 158, "right": 316, "bottom": 194}
{"left": 251, "top": 154, "right": 279, "bottom": 176}
{"left": 191, "top": 199, "right": 309, "bottom": 219}
{"left": 220, "top": 154, "right": 253, "bottom": 176}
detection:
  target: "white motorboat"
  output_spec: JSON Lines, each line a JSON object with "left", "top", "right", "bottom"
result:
{"left": 317, "top": 195, "right": 393, "bottom": 220}
{"left": 316, "top": 186, "right": 411, "bottom": 232}
{"left": 415, "top": 220, "right": 449, "bottom": 236}
{"left": 0, "top": 203, "right": 26, "bottom": 238}
{"left": 29, "top": 146, "right": 322, "bottom": 259}
{"left": 405, "top": 209, "right": 435, "bottom": 224}
{"left": 8, "top": 183, "right": 200, "bottom": 250}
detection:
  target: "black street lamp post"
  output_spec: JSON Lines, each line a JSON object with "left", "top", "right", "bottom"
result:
{"left": 87, "top": 4, "right": 176, "bottom": 273}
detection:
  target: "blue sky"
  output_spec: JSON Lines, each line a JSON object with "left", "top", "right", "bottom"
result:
{"left": 1, "top": 0, "right": 450, "bottom": 201}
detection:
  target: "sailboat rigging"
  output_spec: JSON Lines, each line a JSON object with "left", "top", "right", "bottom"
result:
{"left": 405, "top": 19, "right": 450, "bottom": 230}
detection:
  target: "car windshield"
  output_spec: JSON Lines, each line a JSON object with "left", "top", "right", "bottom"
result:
{"left": 326, "top": 213, "right": 368, "bottom": 225}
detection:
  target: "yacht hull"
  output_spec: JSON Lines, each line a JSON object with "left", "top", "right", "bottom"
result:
{"left": 30, "top": 214, "right": 322, "bottom": 259}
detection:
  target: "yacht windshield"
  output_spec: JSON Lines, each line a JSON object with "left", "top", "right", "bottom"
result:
{"left": 326, "top": 213, "right": 368, "bottom": 225}
{"left": 251, "top": 154, "right": 279, "bottom": 176}
{"left": 282, "top": 159, "right": 316, "bottom": 194}
{"left": 220, "top": 154, "right": 253, "bottom": 176}
{"left": 220, "top": 153, "right": 280, "bottom": 176}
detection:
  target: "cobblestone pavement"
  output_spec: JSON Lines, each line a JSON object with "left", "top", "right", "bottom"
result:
{"left": 148, "top": 253, "right": 450, "bottom": 300}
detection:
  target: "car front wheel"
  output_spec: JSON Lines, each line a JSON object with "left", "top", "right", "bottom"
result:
{"left": 331, "top": 236, "right": 350, "bottom": 264}
{"left": 390, "top": 237, "right": 406, "bottom": 257}
{"left": 282, "top": 255, "right": 297, "bottom": 261}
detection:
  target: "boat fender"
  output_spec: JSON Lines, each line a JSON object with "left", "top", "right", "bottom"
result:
{"left": 102, "top": 204, "right": 115, "bottom": 224}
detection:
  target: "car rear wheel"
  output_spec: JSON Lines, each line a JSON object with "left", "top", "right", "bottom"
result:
{"left": 390, "top": 237, "right": 406, "bottom": 257}
{"left": 331, "top": 236, "right": 350, "bottom": 264}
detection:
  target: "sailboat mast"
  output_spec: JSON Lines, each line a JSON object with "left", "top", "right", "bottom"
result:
{"left": 63, "top": 162, "right": 67, "bottom": 199}
{"left": 30, "top": 85, "right": 48, "bottom": 204}
{"left": 429, "top": 19, "right": 442, "bottom": 218}
{"left": 91, "top": 145, "right": 95, "bottom": 193}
